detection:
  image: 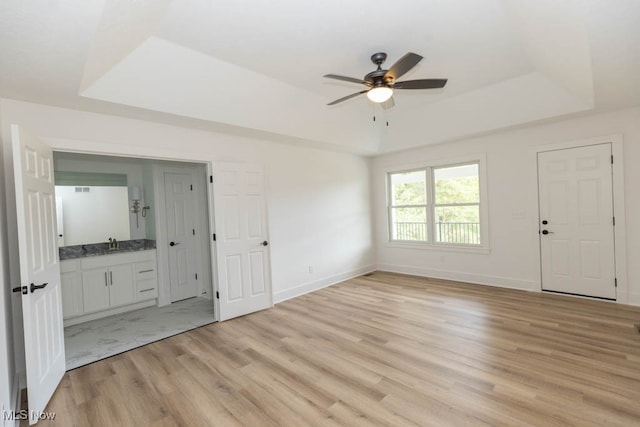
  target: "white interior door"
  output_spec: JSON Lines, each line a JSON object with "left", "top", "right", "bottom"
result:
{"left": 538, "top": 143, "right": 616, "bottom": 299}
{"left": 11, "top": 125, "right": 66, "bottom": 424}
{"left": 164, "top": 171, "right": 198, "bottom": 302}
{"left": 213, "top": 162, "right": 272, "bottom": 321}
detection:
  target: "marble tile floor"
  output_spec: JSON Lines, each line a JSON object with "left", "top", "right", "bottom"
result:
{"left": 64, "top": 297, "right": 215, "bottom": 370}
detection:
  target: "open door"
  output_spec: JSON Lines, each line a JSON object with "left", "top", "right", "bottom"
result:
{"left": 11, "top": 125, "right": 65, "bottom": 423}
{"left": 212, "top": 162, "right": 272, "bottom": 320}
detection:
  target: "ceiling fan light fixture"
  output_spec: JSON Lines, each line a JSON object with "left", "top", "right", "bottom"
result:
{"left": 367, "top": 86, "right": 393, "bottom": 103}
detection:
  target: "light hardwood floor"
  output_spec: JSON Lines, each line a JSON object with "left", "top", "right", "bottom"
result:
{"left": 33, "top": 272, "right": 640, "bottom": 426}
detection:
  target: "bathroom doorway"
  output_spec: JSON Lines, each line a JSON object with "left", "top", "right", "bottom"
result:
{"left": 53, "top": 152, "right": 216, "bottom": 369}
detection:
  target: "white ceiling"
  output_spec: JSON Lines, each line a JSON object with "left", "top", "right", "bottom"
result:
{"left": 0, "top": 0, "right": 638, "bottom": 155}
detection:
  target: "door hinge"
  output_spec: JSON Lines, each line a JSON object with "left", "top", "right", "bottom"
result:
{"left": 190, "top": 184, "right": 193, "bottom": 191}
{"left": 210, "top": 175, "right": 213, "bottom": 183}
{"left": 195, "top": 273, "right": 198, "bottom": 280}
{"left": 615, "top": 277, "right": 618, "bottom": 287}
{"left": 212, "top": 233, "right": 216, "bottom": 241}
{"left": 613, "top": 216, "right": 616, "bottom": 226}
{"left": 611, "top": 154, "right": 614, "bottom": 164}
{"left": 216, "top": 291, "right": 219, "bottom": 299}
{"left": 193, "top": 228, "right": 195, "bottom": 235}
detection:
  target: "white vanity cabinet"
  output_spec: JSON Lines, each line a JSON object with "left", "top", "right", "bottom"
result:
{"left": 60, "top": 250, "right": 157, "bottom": 325}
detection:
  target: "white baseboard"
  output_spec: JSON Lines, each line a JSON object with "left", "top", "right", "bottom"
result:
{"left": 628, "top": 291, "right": 640, "bottom": 307}
{"left": 273, "top": 265, "right": 376, "bottom": 304}
{"left": 376, "top": 263, "right": 540, "bottom": 292}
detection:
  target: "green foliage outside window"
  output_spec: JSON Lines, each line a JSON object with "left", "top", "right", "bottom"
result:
{"left": 390, "top": 163, "right": 481, "bottom": 244}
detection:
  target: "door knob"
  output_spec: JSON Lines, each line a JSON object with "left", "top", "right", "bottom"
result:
{"left": 169, "top": 241, "right": 180, "bottom": 247}
{"left": 30, "top": 283, "right": 48, "bottom": 293}
{"left": 261, "top": 241, "right": 269, "bottom": 246}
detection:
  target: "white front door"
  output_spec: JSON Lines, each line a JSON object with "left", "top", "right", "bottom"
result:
{"left": 11, "top": 125, "right": 66, "bottom": 424}
{"left": 164, "top": 171, "right": 198, "bottom": 302}
{"left": 213, "top": 162, "right": 272, "bottom": 321}
{"left": 537, "top": 143, "right": 616, "bottom": 299}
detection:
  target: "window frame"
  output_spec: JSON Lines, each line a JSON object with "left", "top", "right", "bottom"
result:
{"left": 387, "top": 167, "right": 429, "bottom": 243}
{"left": 385, "top": 154, "right": 489, "bottom": 253}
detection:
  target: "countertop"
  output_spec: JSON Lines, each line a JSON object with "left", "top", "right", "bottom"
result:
{"left": 59, "top": 239, "right": 156, "bottom": 260}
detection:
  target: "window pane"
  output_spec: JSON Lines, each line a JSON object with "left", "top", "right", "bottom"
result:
{"left": 434, "top": 164, "right": 479, "bottom": 205}
{"left": 391, "top": 207, "right": 427, "bottom": 241}
{"left": 390, "top": 171, "right": 426, "bottom": 206}
{"left": 435, "top": 206, "right": 480, "bottom": 244}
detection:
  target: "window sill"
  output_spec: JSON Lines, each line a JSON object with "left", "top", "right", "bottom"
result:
{"left": 385, "top": 241, "right": 491, "bottom": 255}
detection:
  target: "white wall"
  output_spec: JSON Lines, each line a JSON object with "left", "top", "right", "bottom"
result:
{"left": 373, "top": 106, "right": 640, "bottom": 305}
{"left": 0, "top": 100, "right": 376, "bottom": 380}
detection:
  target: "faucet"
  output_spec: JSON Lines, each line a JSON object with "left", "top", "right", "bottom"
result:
{"left": 108, "top": 237, "right": 119, "bottom": 250}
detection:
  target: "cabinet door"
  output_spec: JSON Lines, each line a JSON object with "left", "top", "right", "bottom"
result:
{"left": 61, "top": 270, "right": 83, "bottom": 319}
{"left": 109, "top": 263, "right": 135, "bottom": 307}
{"left": 82, "top": 268, "right": 110, "bottom": 313}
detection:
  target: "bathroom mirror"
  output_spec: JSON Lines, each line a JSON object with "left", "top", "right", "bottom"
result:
{"left": 54, "top": 172, "right": 131, "bottom": 246}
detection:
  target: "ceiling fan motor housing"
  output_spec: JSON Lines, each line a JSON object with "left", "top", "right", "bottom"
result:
{"left": 365, "top": 69, "right": 389, "bottom": 86}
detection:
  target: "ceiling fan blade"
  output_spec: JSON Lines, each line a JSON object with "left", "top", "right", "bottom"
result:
{"left": 393, "top": 79, "right": 448, "bottom": 90}
{"left": 323, "top": 74, "right": 369, "bottom": 85}
{"left": 381, "top": 97, "right": 395, "bottom": 110}
{"left": 327, "top": 90, "right": 369, "bottom": 106}
{"left": 384, "top": 52, "right": 423, "bottom": 82}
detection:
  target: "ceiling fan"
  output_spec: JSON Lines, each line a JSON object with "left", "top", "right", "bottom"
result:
{"left": 324, "top": 52, "right": 447, "bottom": 109}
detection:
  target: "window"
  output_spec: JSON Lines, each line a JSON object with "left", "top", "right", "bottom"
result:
{"left": 388, "top": 161, "right": 483, "bottom": 246}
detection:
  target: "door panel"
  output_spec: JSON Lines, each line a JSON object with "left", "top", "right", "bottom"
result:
{"left": 225, "top": 255, "right": 243, "bottom": 301}
{"left": 12, "top": 125, "right": 66, "bottom": 423}
{"left": 213, "top": 162, "right": 272, "bottom": 320}
{"left": 538, "top": 144, "right": 615, "bottom": 299}
{"left": 249, "top": 251, "right": 266, "bottom": 295}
